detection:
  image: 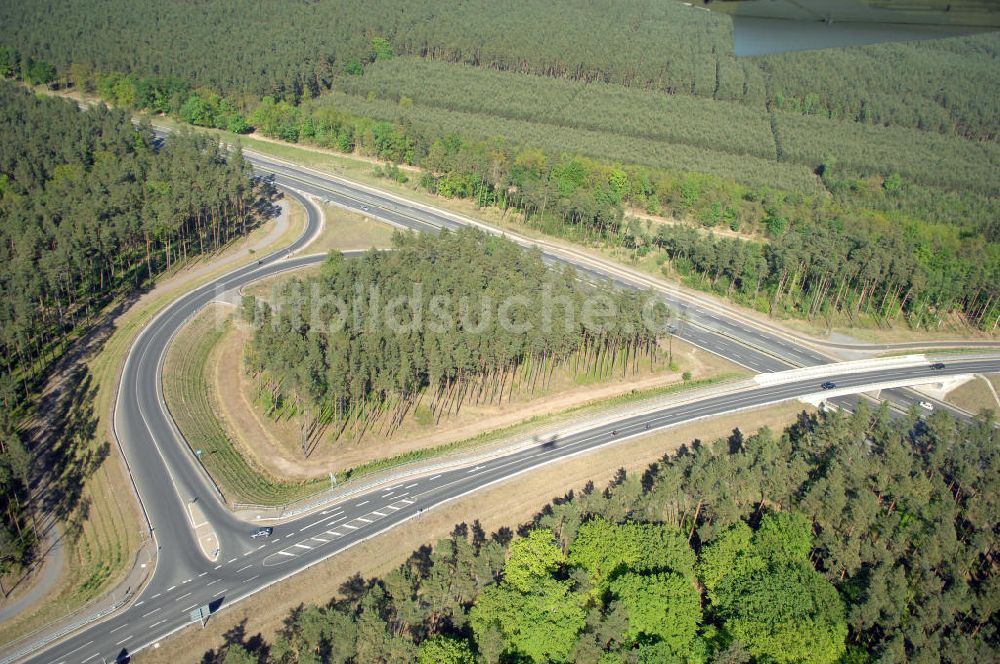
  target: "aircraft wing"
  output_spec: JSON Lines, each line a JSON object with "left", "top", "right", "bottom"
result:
{"left": 685, "top": 0, "right": 1000, "bottom": 55}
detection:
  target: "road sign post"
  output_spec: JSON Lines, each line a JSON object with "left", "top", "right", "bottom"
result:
{"left": 190, "top": 604, "right": 211, "bottom": 628}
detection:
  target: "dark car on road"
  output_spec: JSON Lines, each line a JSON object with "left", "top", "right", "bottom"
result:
{"left": 251, "top": 526, "right": 273, "bottom": 539}
{"left": 821, "top": 381, "right": 836, "bottom": 390}
{"left": 931, "top": 362, "right": 946, "bottom": 370}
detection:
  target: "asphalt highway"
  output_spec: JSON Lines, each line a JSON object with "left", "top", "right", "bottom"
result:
{"left": 10, "top": 147, "right": 998, "bottom": 663}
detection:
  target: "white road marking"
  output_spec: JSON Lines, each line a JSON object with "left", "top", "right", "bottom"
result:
{"left": 301, "top": 516, "right": 328, "bottom": 531}
{"left": 143, "top": 607, "right": 161, "bottom": 617}
{"left": 466, "top": 466, "right": 484, "bottom": 473}
{"left": 166, "top": 585, "right": 176, "bottom": 592}
{"left": 327, "top": 531, "right": 343, "bottom": 536}
{"left": 386, "top": 505, "right": 401, "bottom": 511}
{"left": 207, "top": 578, "right": 220, "bottom": 586}
{"left": 404, "top": 483, "right": 418, "bottom": 489}
{"left": 63, "top": 641, "right": 93, "bottom": 657}
{"left": 81, "top": 653, "right": 100, "bottom": 663}
{"left": 356, "top": 500, "right": 369, "bottom": 507}
{"left": 109, "top": 623, "right": 128, "bottom": 633}
{"left": 429, "top": 474, "right": 442, "bottom": 480}
{"left": 381, "top": 491, "right": 394, "bottom": 497}
{"left": 236, "top": 564, "right": 254, "bottom": 573}
{"left": 115, "top": 635, "right": 133, "bottom": 646}
{"left": 357, "top": 517, "right": 372, "bottom": 523}
{"left": 246, "top": 575, "right": 260, "bottom": 582}
{"left": 400, "top": 498, "right": 415, "bottom": 504}
{"left": 372, "top": 511, "right": 387, "bottom": 517}
{"left": 312, "top": 537, "right": 329, "bottom": 543}
{"left": 278, "top": 550, "right": 296, "bottom": 557}
{"left": 183, "top": 578, "right": 192, "bottom": 583}
{"left": 228, "top": 557, "right": 237, "bottom": 563}
{"left": 343, "top": 524, "right": 358, "bottom": 530}
{"left": 293, "top": 543, "right": 312, "bottom": 550}
{"left": 150, "top": 619, "right": 167, "bottom": 628}
{"left": 175, "top": 592, "right": 192, "bottom": 601}
{"left": 151, "top": 593, "right": 161, "bottom": 599}
{"left": 243, "top": 551, "right": 253, "bottom": 557}
{"left": 198, "top": 572, "right": 208, "bottom": 577}
{"left": 182, "top": 604, "right": 198, "bottom": 612}
{"left": 134, "top": 601, "right": 144, "bottom": 607}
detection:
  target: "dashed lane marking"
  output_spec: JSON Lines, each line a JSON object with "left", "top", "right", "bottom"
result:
{"left": 343, "top": 523, "right": 358, "bottom": 530}
{"left": 62, "top": 641, "right": 94, "bottom": 657}
{"left": 429, "top": 474, "right": 441, "bottom": 480}
{"left": 293, "top": 543, "right": 312, "bottom": 550}
{"left": 278, "top": 550, "right": 296, "bottom": 557}
{"left": 142, "top": 607, "right": 161, "bottom": 617}
{"left": 372, "top": 511, "right": 387, "bottom": 517}
{"left": 356, "top": 500, "right": 369, "bottom": 507}
{"left": 109, "top": 624, "right": 128, "bottom": 633}
{"left": 357, "top": 517, "right": 372, "bottom": 523}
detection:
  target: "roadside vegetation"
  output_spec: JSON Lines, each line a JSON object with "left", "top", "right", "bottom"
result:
{"left": 243, "top": 229, "right": 671, "bottom": 456}
{"left": 202, "top": 405, "right": 1000, "bottom": 663}
{"left": 162, "top": 307, "right": 326, "bottom": 506}
{"left": 0, "top": 80, "right": 268, "bottom": 606}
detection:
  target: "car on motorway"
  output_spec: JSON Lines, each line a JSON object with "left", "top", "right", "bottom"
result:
{"left": 919, "top": 401, "right": 934, "bottom": 411}
{"left": 821, "top": 381, "right": 836, "bottom": 390}
{"left": 931, "top": 362, "right": 946, "bottom": 370}
{"left": 251, "top": 526, "right": 273, "bottom": 539}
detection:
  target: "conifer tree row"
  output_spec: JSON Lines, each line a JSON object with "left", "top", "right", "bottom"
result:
{"left": 243, "top": 229, "right": 667, "bottom": 449}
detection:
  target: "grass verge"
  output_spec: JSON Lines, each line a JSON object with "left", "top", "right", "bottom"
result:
{"left": 162, "top": 307, "right": 326, "bottom": 505}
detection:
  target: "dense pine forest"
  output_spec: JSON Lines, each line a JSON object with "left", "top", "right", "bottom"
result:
{"left": 243, "top": 229, "right": 667, "bottom": 451}
{"left": 1, "top": 1, "right": 997, "bottom": 140}
{"left": 0, "top": 81, "right": 267, "bottom": 582}
{"left": 1, "top": 0, "right": 996, "bottom": 330}
{"left": 202, "top": 406, "right": 1000, "bottom": 663}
